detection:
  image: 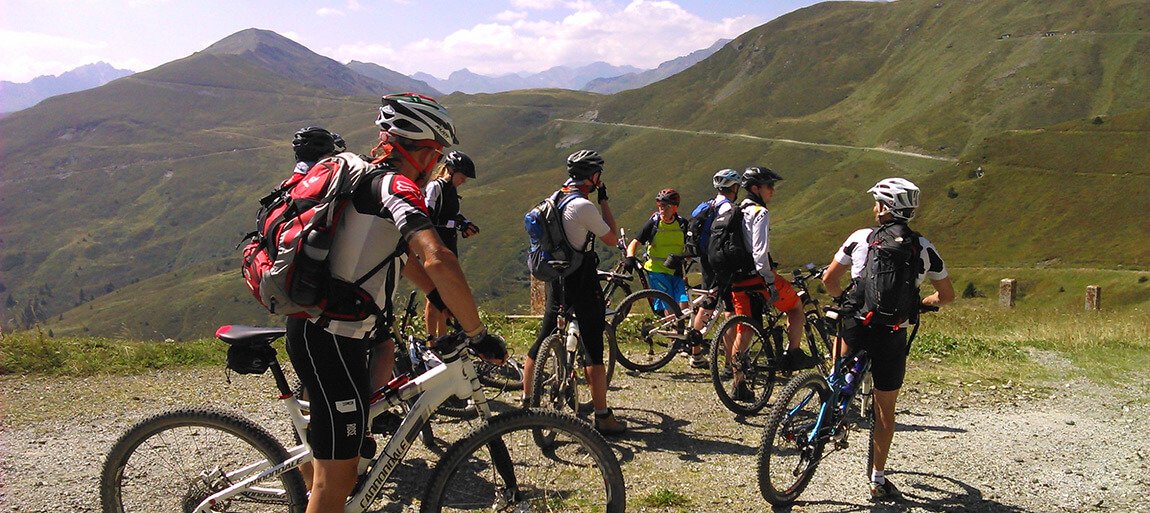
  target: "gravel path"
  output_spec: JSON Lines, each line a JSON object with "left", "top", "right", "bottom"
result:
{"left": 1, "top": 353, "right": 1147, "bottom": 512}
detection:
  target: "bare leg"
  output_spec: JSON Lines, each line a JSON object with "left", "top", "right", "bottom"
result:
{"left": 784, "top": 305, "right": 805, "bottom": 350}
{"left": 522, "top": 355, "right": 536, "bottom": 400}
{"left": 870, "top": 388, "right": 900, "bottom": 473}
{"left": 585, "top": 364, "right": 609, "bottom": 411}
{"left": 305, "top": 458, "right": 358, "bottom": 513}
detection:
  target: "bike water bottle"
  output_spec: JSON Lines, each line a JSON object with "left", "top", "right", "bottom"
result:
{"left": 358, "top": 436, "right": 377, "bottom": 475}
{"left": 566, "top": 320, "right": 580, "bottom": 352}
{"left": 291, "top": 230, "right": 332, "bottom": 306}
{"left": 841, "top": 356, "right": 866, "bottom": 395}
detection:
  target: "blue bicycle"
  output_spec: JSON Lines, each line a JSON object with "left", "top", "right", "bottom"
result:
{"left": 756, "top": 304, "right": 938, "bottom": 505}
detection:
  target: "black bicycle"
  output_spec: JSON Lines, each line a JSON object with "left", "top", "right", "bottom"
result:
{"left": 530, "top": 265, "right": 617, "bottom": 444}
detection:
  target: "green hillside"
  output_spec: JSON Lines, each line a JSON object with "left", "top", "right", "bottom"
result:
{"left": 604, "top": 0, "right": 1150, "bottom": 156}
{"left": 3, "top": 0, "right": 1148, "bottom": 339}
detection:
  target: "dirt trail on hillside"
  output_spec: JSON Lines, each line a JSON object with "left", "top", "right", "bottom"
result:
{"left": 1, "top": 356, "right": 1146, "bottom": 512}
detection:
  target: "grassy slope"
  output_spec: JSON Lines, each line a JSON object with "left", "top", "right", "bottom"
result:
{"left": 3, "top": 0, "right": 1148, "bottom": 339}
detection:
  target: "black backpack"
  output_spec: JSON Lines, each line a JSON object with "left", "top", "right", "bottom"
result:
{"left": 706, "top": 203, "right": 755, "bottom": 277}
{"left": 855, "top": 222, "right": 924, "bottom": 327}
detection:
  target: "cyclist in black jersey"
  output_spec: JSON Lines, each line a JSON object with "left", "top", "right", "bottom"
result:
{"left": 423, "top": 150, "right": 480, "bottom": 338}
{"left": 284, "top": 93, "right": 505, "bottom": 513}
{"left": 822, "top": 178, "right": 954, "bottom": 500}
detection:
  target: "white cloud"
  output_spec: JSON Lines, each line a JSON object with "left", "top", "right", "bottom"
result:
{"left": 316, "top": 7, "right": 343, "bottom": 16}
{"left": 510, "top": 0, "right": 563, "bottom": 9}
{"left": 347, "top": 0, "right": 363, "bottom": 11}
{"left": 361, "top": 0, "right": 760, "bottom": 77}
{"left": 494, "top": 10, "right": 528, "bottom": 22}
{"left": 0, "top": 30, "right": 109, "bottom": 82}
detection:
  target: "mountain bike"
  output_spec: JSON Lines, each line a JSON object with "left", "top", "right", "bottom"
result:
{"left": 708, "top": 266, "right": 839, "bottom": 416}
{"left": 530, "top": 269, "right": 618, "bottom": 439}
{"left": 757, "top": 305, "right": 939, "bottom": 505}
{"left": 101, "top": 326, "right": 625, "bottom": 513}
{"left": 608, "top": 281, "right": 726, "bottom": 372}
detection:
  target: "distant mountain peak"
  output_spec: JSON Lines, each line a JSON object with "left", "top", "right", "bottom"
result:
{"left": 201, "top": 28, "right": 308, "bottom": 57}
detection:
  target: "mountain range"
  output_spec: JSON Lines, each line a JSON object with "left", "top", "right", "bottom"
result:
{"left": 0, "top": 62, "right": 134, "bottom": 113}
{"left": 0, "top": 0, "right": 1146, "bottom": 339}
{"left": 411, "top": 62, "right": 642, "bottom": 94}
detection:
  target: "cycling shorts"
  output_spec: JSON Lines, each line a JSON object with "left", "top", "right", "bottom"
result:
{"left": 839, "top": 316, "right": 909, "bottom": 391}
{"left": 729, "top": 274, "right": 799, "bottom": 336}
{"left": 648, "top": 271, "right": 687, "bottom": 312}
{"left": 285, "top": 317, "right": 370, "bottom": 460}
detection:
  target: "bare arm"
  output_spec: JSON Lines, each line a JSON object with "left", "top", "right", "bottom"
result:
{"left": 598, "top": 200, "right": 620, "bottom": 247}
{"left": 822, "top": 259, "right": 850, "bottom": 299}
{"left": 625, "top": 239, "right": 641, "bottom": 259}
{"left": 405, "top": 229, "right": 482, "bottom": 334}
{"left": 923, "top": 276, "right": 955, "bottom": 307}
{"left": 401, "top": 250, "right": 435, "bottom": 293}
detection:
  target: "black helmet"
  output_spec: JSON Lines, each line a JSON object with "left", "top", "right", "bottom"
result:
{"left": 566, "top": 149, "right": 604, "bottom": 179}
{"left": 293, "top": 126, "right": 337, "bottom": 163}
{"left": 742, "top": 166, "right": 783, "bottom": 187}
{"left": 445, "top": 151, "right": 476, "bottom": 178}
{"left": 331, "top": 132, "right": 346, "bottom": 153}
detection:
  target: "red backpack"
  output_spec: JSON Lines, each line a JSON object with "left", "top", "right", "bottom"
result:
{"left": 240, "top": 153, "right": 393, "bottom": 321}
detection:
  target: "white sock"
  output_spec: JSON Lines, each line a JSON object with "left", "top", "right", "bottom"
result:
{"left": 871, "top": 469, "right": 885, "bottom": 484}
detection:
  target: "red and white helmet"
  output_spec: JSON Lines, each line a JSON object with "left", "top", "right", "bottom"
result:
{"left": 868, "top": 178, "right": 920, "bottom": 220}
{"left": 375, "top": 93, "right": 458, "bottom": 147}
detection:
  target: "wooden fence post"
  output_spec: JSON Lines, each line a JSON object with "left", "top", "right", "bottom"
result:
{"left": 530, "top": 277, "right": 545, "bottom": 316}
{"left": 1085, "top": 285, "right": 1101, "bottom": 311}
{"left": 999, "top": 279, "right": 1016, "bottom": 308}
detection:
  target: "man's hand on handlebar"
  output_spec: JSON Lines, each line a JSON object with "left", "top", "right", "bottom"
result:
{"left": 466, "top": 328, "right": 508, "bottom": 365}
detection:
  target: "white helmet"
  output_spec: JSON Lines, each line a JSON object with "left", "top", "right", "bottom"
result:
{"left": 868, "top": 178, "right": 920, "bottom": 220}
{"left": 375, "top": 93, "right": 458, "bottom": 147}
{"left": 712, "top": 168, "right": 740, "bottom": 190}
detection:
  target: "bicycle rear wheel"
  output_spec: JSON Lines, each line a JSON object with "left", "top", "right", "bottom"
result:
{"left": 420, "top": 409, "right": 626, "bottom": 513}
{"left": 610, "top": 289, "right": 683, "bottom": 372}
{"left": 101, "top": 407, "right": 308, "bottom": 513}
{"left": 710, "top": 315, "right": 778, "bottom": 415}
{"left": 758, "top": 371, "right": 830, "bottom": 505}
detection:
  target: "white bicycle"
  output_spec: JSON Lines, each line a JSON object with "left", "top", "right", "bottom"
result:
{"left": 100, "top": 325, "right": 625, "bottom": 512}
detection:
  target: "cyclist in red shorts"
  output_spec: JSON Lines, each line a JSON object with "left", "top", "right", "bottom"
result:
{"left": 721, "top": 167, "right": 819, "bottom": 400}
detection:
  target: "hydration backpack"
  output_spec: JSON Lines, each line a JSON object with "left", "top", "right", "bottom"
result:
{"left": 706, "top": 203, "right": 755, "bottom": 277}
{"left": 524, "top": 190, "right": 591, "bottom": 282}
{"left": 855, "top": 222, "right": 924, "bottom": 327}
{"left": 240, "top": 153, "right": 391, "bottom": 321}
{"left": 684, "top": 198, "right": 726, "bottom": 258}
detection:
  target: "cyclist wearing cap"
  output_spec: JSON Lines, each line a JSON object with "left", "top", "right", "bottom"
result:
{"left": 285, "top": 93, "right": 506, "bottom": 513}
{"left": 521, "top": 149, "right": 627, "bottom": 436}
{"left": 423, "top": 150, "right": 481, "bottom": 338}
{"left": 684, "top": 169, "right": 741, "bottom": 369}
{"left": 723, "top": 167, "right": 818, "bottom": 400}
{"left": 822, "top": 177, "right": 954, "bottom": 501}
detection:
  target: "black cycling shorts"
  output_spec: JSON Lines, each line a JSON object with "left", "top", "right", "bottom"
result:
{"left": 699, "top": 259, "right": 734, "bottom": 312}
{"left": 285, "top": 317, "right": 370, "bottom": 460}
{"left": 839, "top": 316, "right": 909, "bottom": 392}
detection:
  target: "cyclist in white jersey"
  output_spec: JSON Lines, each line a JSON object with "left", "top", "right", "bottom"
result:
{"left": 822, "top": 177, "right": 954, "bottom": 501}
{"left": 285, "top": 93, "right": 505, "bottom": 513}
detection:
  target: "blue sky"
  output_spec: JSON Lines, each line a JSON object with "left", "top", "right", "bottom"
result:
{"left": 0, "top": 0, "right": 863, "bottom": 83}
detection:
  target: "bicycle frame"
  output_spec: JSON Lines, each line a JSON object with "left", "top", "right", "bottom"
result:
{"left": 786, "top": 349, "right": 872, "bottom": 457}
{"left": 190, "top": 343, "right": 496, "bottom": 513}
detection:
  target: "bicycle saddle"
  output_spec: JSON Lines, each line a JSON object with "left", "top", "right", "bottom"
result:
{"left": 215, "top": 325, "right": 286, "bottom": 347}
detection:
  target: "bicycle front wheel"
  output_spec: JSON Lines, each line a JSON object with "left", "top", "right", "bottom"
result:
{"left": 101, "top": 407, "right": 308, "bottom": 513}
{"left": 710, "top": 315, "right": 777, "bottom": 415}
{"left": 531, "top": 334, "right": 579, "bottom": 445}
{"left": 421, "top": 409, "right": 626, "bottom": 513}
{"left": 610, "top": 289, "right": 683, "bottom": 372}
{"left": 758, "top": 371, "right": 830, "bottom": 505}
